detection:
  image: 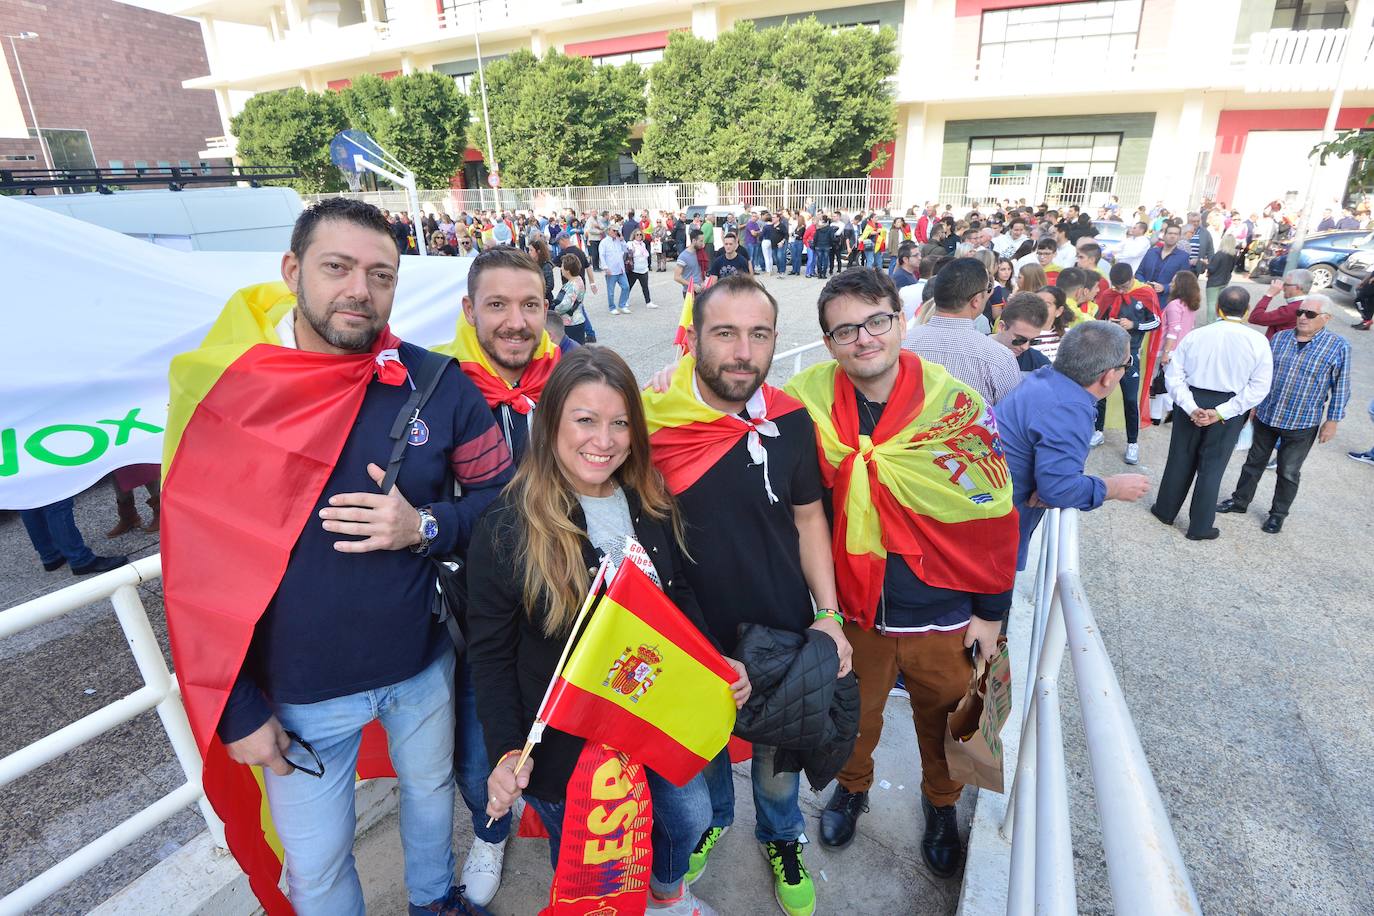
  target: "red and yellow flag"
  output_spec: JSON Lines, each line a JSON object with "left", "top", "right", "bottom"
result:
{"left": 162, "top": 282, "right": 400, "bottom": 915}
{"left": 1093, "top": 280, "right": 1164, "bottom": 422}
{"left": 642, "top": 354, "right": 803, "bottom": 495}
{"left": 542, "top": 558, "right": 738, "bottom": 785}
{"left": 433, "top": 310, "right": 559, "bottom": 413}
{"left": 672, "top": 277, "right": 712, "bottom": 355}
{"left": 785, "top": 352, "right": 1017, "bottom": 627}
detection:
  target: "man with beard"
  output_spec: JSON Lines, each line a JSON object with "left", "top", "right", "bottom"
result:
{"left": 436, "top": 247, "right": 563, "bottom": 464}
{"left": 166, "top": 198, "right": 514, "bottom": 915}
{"left": 642, "top": 274, "right": 851, "bottom": 916}
{"left": 786, "top": 268, "right": 1017, "bottom": 885}
{"left": 430, "top": 246, "right": 566, "bottom": 903}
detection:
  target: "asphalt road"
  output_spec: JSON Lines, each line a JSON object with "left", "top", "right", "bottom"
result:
{"left": 2, "top": 264, "right": 1370, "bottom": 914}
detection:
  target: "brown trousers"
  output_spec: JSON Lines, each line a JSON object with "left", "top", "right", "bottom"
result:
{"left": 835, "top": 622, "right": 973, "bottom": 807}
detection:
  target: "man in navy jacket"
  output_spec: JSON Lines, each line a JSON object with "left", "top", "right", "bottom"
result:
{"left": 1135, "top": 223, "right": 1192, "bottom": 296}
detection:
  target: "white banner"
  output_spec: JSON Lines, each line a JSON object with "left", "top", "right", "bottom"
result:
{"left": 1, "top": 198, "right": 472, "bottom": 511}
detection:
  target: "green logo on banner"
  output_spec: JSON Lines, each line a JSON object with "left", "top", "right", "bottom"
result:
{"left": 1, "top": 408, "right": 164, "bottom": 477}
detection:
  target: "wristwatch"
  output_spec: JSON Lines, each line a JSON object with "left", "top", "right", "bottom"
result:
{"left": 412, "top": 507, "right": 439, "bottom": 555}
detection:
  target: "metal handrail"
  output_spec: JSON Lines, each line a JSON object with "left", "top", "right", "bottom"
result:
{"left": 1005, "top": 509, "right": 1200, "bottom": 915}
{"left": 773, "top": 339, "right": 827, "bottom": 377}
{"left": 0, "top": 555, "right": 224, "bottom": 916}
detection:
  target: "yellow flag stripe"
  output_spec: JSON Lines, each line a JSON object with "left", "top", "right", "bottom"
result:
{"left": 560, "top": 596, "right": 735, "bottom": 763}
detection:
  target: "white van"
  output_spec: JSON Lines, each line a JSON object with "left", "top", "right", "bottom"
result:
{"left": 14, "top": 186, "right": 303, "bottom": 251}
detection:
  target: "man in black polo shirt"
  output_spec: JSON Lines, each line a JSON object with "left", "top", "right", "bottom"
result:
{"left": 642, "top": 274, "right": 850, "bottom": 916}
{"left": 708, "top": 231, "right": 754, "bottom": 279}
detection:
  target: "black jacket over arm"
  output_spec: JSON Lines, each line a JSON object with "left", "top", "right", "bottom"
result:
{"left": 466, "top": 486, "right": 716, "bottom": 802}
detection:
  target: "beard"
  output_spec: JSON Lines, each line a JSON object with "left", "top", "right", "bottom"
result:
{"left": 297, "top": 283, "right": 383, "bottom": 352}
{"left": 697, "top": 349, "right": 770, "bottom": 404}
{"left": 476, "top": 318, "right": 537, "bottom": 373}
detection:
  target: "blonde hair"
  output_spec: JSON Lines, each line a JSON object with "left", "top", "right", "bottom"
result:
{"left": 1017, "top": 263, "right": 1048, "bottom": 293}
{"left": 508, "top": 347, "right": 685, "bottom": 635}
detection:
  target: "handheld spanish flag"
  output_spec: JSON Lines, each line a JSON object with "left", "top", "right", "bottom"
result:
{"left": 433, "top": 310, "right": 560, "bottom": 412}
{"left": 785, "top": 352, "right": 1018, "bottom": 627}
{"left": 161, "top": 283, "right": 401, "bottom": 915}
{"left": 672, "top": 276, "right": 715, "bottom": 356}
{"left": 1093, "top": 280, "right": 1164, "bottom": 426}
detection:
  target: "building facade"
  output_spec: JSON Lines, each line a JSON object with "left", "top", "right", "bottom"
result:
{"left": 122, "top": 0, "right": 1373, "bottom": 213}
{"left": 0, "top": 0, "right": 227, "bottom": 181}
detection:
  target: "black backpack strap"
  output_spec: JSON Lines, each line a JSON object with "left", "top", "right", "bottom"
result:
{"left": 381, "top": 350, "right": 453, "bottom": 493}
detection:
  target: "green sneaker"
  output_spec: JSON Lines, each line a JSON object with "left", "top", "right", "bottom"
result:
{"left": 685, "top": 826, "right": 728, "bottom": 886}
{"left": 764, "top": 840, "right": 815, "bottom": 916}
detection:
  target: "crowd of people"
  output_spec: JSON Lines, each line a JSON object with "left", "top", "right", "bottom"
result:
{"left": 16, "top": 189, "right": 1367, "bottom": 916}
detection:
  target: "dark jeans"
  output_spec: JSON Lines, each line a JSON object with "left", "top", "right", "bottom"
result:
{"left": 1153, "top": 387, "right": 1246, "bottom": 536}
{"left": 525, "top": 767, "right": 710, "bottom": 891}
{"left": 702, "top": 744, "right": 803, "bottom": 843}
{"left": 564, "top": 323, "right": 586, "bottom": 344}
{"left": 1095, "top": 352, "right": 1142, "bottom": 443}
{"left": 815, "top": 247, "right": 832, "bottom": 278}
{"left": 630, "top": 270, "right": 651, "bottom": 304}
{"left": 19, "top": 498, "right": 96, "bottom": 568}
{"left": 456, "top": 662, "right": 510, "bottom": 843}
{"left": 588, "top": 239, "right": 601, "bottom": 271}
{"left": 1229, "top": 417, "right": 1319, "bottom": 519}
{"left": 789, "top": 240, "right": 804, "bottom": 274}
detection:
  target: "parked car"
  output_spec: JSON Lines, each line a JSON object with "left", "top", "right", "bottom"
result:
{"left": 1089, "top": 220, "right": 1127, "bottom": 260}
{"left": 1253, "top": 229, "right": 1374, "bottom": 289}
{"left": 1333, "top": 249, "right": 1373, "bottom": 296}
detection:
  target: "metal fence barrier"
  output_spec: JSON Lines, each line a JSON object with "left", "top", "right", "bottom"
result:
{"left": 1005, "top": 508, "right": 1200, "bottom": 915}
{"left": 0, "top": 557, "right": 224, "bottom": 916}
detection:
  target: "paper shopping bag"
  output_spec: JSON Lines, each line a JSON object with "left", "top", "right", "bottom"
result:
{"left": 944, "top": 636, "right": 1012, "bottom": 793}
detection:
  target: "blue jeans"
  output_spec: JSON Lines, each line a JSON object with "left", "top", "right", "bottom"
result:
{"left": 747, "top": 242, "right": 765, "bottom": 272}
{"left": 263, "top": 648, "right": 457, "bottom": 915}
{"left": 702, "top": 744, "right": 803, "bottom": 843}
{"left": 772, "top": 241, "right": 787, "bottom": 274}
{"left": 526, "top": 767, "right": 711, "bottom": 892}
{"left": 456, "top": 661, "right": 509, "bottom": 843}
{"left": 20, "top": 498, "right": 95, "bottom": 568}
{"left": 864, "top": 247, "right": 880, "bottom": 268}
{"left": 604, "top": 271, "right": 631, "bottom": 312}
{"left": 789, "top": 240, "right": 804, "bottom": 274}
{"left": 804, "top": 246, "right": 816, "bottom": 277}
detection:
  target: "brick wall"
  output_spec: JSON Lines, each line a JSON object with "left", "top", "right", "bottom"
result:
{"left": 0, "top": 0, "right": 222, "bottom": 173}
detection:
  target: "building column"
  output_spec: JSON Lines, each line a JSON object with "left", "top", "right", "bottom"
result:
{"left": 897, "top": 103, "right": 944, "bottom": 210}
{"left": 213, "top": 87, "right": 234, "bottom": 142}
{"left": 691, "top": 3, "right": 720, "bottom": 41}
{"left": 1142, "top": 92, "right": 1221, "bottom": 210}
{"left": 200, "top": 16, "right": 221, "bottom": 71}
{"left": 401, "top": 53, "right": 414, "bottom": 74}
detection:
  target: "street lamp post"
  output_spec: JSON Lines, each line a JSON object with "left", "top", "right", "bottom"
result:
{"left": 471, "top": 0, "right": 499, "bottom": 210}
{"left": 4, "top": 32, "right": 53, "bottom": 171}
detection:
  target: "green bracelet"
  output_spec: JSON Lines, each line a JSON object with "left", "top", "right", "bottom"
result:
{"left": 814, "top": 608, "right": 844, "bottom": 625}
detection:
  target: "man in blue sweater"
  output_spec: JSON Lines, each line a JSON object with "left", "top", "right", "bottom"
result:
{"left": 1134, "top": 223, "right": 1192, "bottom": 297}
{"left": 215, "top": 199, "right": 514, "bottom": 916}
{"left": 996, "top": 321, "right": 1151, "bottom": 569}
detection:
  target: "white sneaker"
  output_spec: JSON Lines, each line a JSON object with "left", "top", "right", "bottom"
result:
{"left": 611, "top": 309, "right": 622, "bottom": 316}
{"left": 648, "top": 884, "right": 719, "bottom": 915}
{"left": 1089, "top": 431, "right": 1104, "bottom": 448}
{"left": 1124, "top": 443, "right": 1139, "bottom": 465}
{"left": 646, "top": 301, "right": 659, "bottom": 309}
{"left": 621, "top": 306, "right": 632, "bottom": 314}
{"left": 459, "top": 836, "right": 506, "bottom": 907}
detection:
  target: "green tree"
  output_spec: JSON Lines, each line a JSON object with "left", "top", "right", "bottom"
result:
{"left": 639, "top": 20, "right": 898, "bottom": 181}
{"left": 230, "top": 88, "right": 348, "bottom": 194}
{"left": 470, "top": 48, "right": 646, "bottom": 186}
{"left": 341, "top": 72, "right": 470, "bottom": 188}
{"left": 1311, "top": 114, "right": 1374, "bottom": 200}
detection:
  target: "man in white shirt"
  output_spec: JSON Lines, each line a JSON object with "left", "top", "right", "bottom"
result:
{"left": 1052, "top": 222, "right": 1077, "bottom": 268}
{"left": 1114, "top": 221, "right": 1152, "bottom": 273}
{"left": 994, "top": 218, "right": 1028, "bottom": 259}
{"left": 1151, "top": 286, "right": 1273, "bottom": 541}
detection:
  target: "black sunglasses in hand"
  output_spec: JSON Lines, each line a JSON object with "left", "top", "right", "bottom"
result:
{"left": 282, "top": 729, "right": 325, "bottom": 778}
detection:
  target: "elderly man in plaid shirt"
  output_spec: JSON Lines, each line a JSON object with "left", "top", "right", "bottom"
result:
{"left": 1217, "top": 293, "right": 1351, "bottom": 534}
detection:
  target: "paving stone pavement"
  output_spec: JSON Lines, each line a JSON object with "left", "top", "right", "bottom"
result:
{"left": 2, "top": 264, "right": 1370, "bottom": 914}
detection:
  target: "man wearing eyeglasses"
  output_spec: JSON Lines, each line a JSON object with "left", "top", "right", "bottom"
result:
{"left": 900, "top": 257, "right": 1023, "bottom": 406}
{"left": 1217, "top": 294, "right": 1350, "bottom": 534}
{"left": 787, "top": 268, "right": 1018, "bottom": 883}
{"left": 995, "top": 320, "right": 1152, "bottom": 570}
{"left": 1154, "top": 285, "right": 1273, "bottom": 540}
{"left": 992, "top": 291, "right": 1051, "bottom": 373}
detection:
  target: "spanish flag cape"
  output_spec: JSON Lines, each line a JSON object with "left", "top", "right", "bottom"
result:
{"left": 1094, "top": 280, "right": 1163, "bottom": 423}
{"left": 784, "top": 352, "right": 1017, "bottom": 627}
{"left": 433, "top": 310, "right": 560, "bottom": 412}
{"left": 642, "top": 354, "right": 804, "bottom": 496}
{"left": 161, "top": 283, "right": 401, "bottom": 915}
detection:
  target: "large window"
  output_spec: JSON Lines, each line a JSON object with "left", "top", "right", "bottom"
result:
{"left": 979, "top": 0, "right": 1142, "bottom": 73}
{"left": 35, "top": 128, "right": 96, "bottom": 172}
{"left": 1271, "top": 0, "right": 1349, "bottom": 30}
{"left": 589, "top": 48, "right": 663, "bottom": 67}
{"left": 966, "top": 133, "right": 1122, "bottom": 204}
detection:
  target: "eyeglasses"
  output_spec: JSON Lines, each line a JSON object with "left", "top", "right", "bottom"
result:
{"left": 827, "top": 311, "right": 900, "bottom": 345}
{"left": 1009, "top": 335, "right": 1032, "bottom": 347}
{"left": 1295, "top": 309, "right": 1324, "bottom": 319}
{"left": 282, "top": 730, "right": 325, "bottom": 778}
{"left": 1117, "top": 358, "right": 1134, "bottom": 372}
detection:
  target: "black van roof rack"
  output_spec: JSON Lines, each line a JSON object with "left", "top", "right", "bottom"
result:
{"left": 0, "top": 164, "right": 298, "bottom": 194}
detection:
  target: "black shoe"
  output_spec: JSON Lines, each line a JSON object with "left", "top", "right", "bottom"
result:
{"left": 921, "top": 796, "right": 963, "bottom": 879}
{"left": 1353, "top": 320, "right": 1371, "bottom": 330}
{"left": 1185, "top": 528, "right": 1220, "bottom": 541}
{"left": 1215, "top": 498, "right": 1247, "bottom": 514}
{"left": 819, "top": 785, "right": 868, "bottom": 848}
{"left": 1149, "top": 504, "right": 1173, "bottom": 526}
{"left": 1261, "top": 515, "right": 1284, "bottom": 534}
{"left": 42, "top": 557, "right": 67, "bottom": 572}
{"left": 71, "top": 554, "right": 129, "bottom": 576}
